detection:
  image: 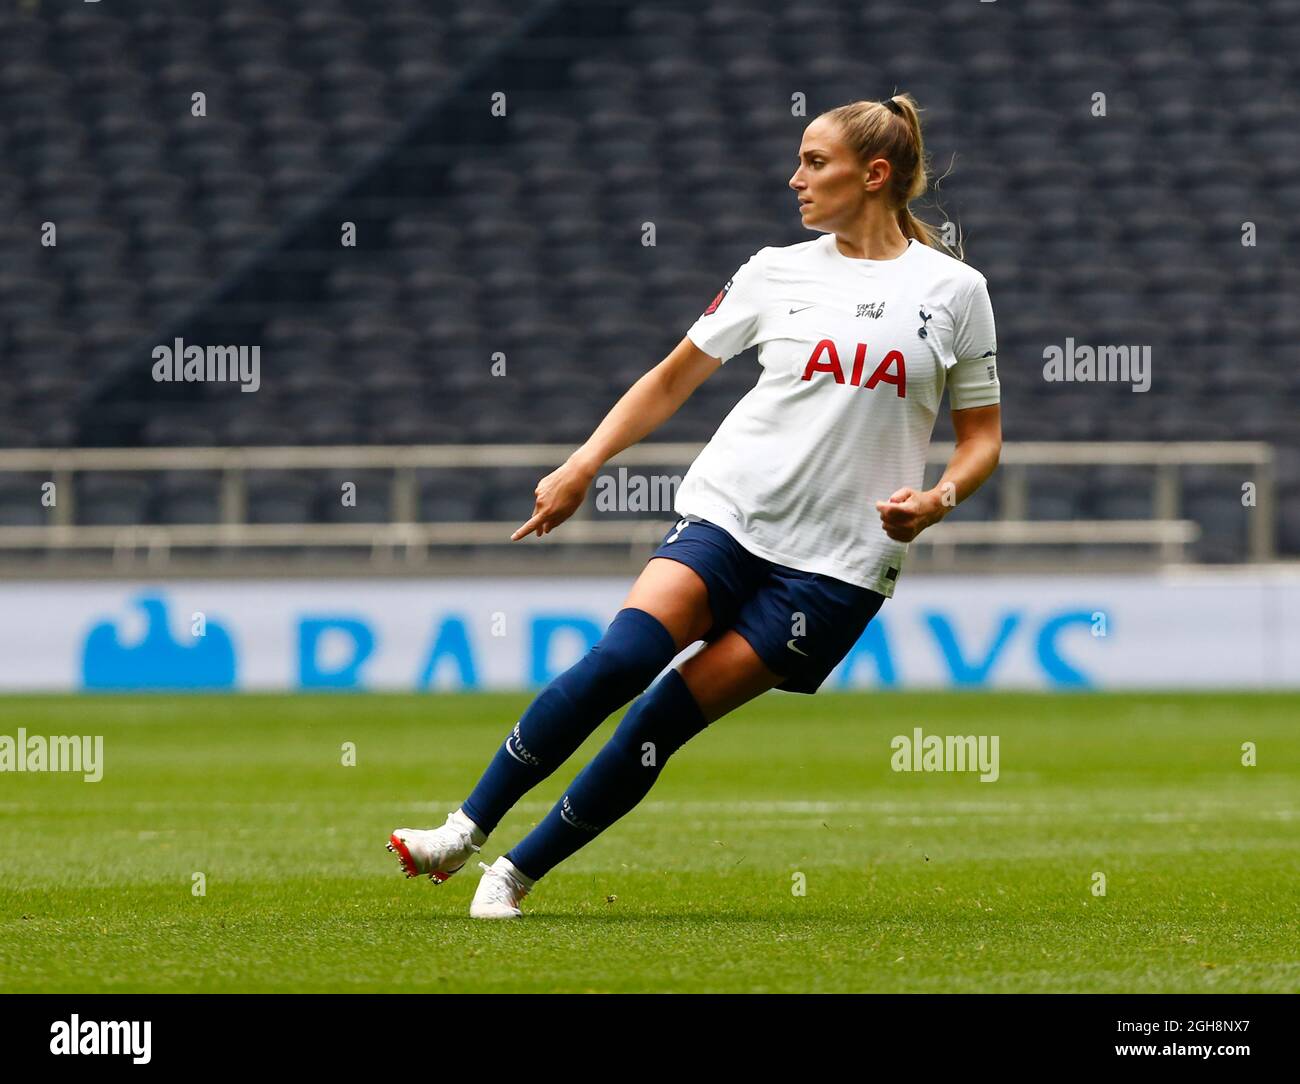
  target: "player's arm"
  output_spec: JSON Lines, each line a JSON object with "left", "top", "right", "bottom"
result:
{"left": 931, "top": 401, "right": 1002, "bottom": 507}
{"left": 568, "top": 335, "right": 721, "bottom": 479}
{"left": 511, "top": 336, "right": 721, "bottom": 540}
{"left": 876, "top": 403, "right": 1002, "bottom": 543}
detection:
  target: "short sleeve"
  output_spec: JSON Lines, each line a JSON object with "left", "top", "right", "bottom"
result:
{"left": 948, "top": 275, "right": 1000, "bottom": 410}
{"left": 684, "top": 249, "right": 770, "bottom": 363}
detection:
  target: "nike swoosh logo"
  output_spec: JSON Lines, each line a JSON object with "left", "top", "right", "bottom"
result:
{"left": 979, "top": 349, "right": 996, "bottom": 358}
{"left": 786, "top": 638, "right": 809, "bottom": 656}
{"left": 788, "top": 305, "right": 814, "bottom": 314}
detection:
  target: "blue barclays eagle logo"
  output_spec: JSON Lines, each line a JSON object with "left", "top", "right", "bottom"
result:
{"left": 82, "top": 594, "right": 236, "bottom": 690}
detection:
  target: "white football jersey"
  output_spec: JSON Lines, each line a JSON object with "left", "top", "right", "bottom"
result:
{"left": 676, "top": 232, "right": 999, "bottom": 598}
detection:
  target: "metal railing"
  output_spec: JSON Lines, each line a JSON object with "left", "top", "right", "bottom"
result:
{"left": 0, "top": 441, "right": 1276, "bottom": 567}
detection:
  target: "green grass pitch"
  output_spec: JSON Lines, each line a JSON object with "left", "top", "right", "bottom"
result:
{"left": 1, "top": 691, "right": 1296, "bottom": 993}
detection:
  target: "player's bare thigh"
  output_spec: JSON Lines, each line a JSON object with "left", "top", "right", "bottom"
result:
{"left": 620, "top": 557, "right": 714, "bottom": 650}
{"left": 676, "top": 630, "right": 785, "bottom": 724}
{"left": 622, "top": 559, "right": 783, "bottom": 721}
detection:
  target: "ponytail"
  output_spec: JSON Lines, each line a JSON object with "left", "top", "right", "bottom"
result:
{"left": 819, "top": 93, "right": 964, "bottom": 262}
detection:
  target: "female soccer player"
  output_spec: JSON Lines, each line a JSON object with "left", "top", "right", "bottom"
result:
{"left": 389, "top": 93, "right": 1002, "bottom": 917}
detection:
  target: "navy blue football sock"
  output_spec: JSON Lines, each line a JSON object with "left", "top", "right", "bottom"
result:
{"left": 505, "top": 666, "right": 709, "bottom": 881}
{"left": 460, "top": 607, "right": 679, "bottom": 836}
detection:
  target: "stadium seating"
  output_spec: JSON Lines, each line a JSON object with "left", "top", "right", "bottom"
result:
{"left": 0, "top": 0, "right": 1296, "bottom": 557}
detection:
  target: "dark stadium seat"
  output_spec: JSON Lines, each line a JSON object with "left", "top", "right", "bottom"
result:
{"left": 1082, "top": 468, "right": 1156, "bottom": 521}
{"left": 77, "top": 474, "right": 153, "bottom": 526}
{"left": 1182, "top": 467, "right": 1254, "bottom": 563}
{"left": 140, "top": 415, "right": 220, "bottom": 449}
{"left": 246, "top": 471, "right": 320, "bottom": 524}
{"left": 149, "top": 471, "right": 224, "bottom": 525}
{"left": 0, "top": 475, "right": 52, "bottom": 527}
{"left": 420, "top": 473, "right": 488, "bottom": 522}
{"left": 1022, "top": 469, "right": 1087, "bottom": 522}
{"left": 315, "top": 470, "right": 392, "bottom": 523}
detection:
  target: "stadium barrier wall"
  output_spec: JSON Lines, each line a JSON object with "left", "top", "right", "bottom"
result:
{"left": 1, "top": 569, "right": 1297, "bottom": 692}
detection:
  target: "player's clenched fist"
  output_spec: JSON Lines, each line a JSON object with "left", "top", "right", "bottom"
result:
{"left": 874, "top": 486, "right": 947, "bottom": 543}
{"left": 511, "top": 458, "right": 595, "bottom": 541}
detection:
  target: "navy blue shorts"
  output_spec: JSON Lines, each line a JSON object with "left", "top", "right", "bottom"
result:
{"left": 649, "top": 515, "right": 886, "bottom": 695}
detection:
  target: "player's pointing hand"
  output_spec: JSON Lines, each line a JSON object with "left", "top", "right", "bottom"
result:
{"left": 511, "top": 457, "right": 595, "bottom": 541}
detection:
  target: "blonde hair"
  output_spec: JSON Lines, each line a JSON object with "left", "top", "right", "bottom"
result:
{"left": 817, "top": 93, "right": 963, "bottom": 261}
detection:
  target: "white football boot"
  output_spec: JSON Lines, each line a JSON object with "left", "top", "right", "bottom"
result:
{"left": 387, "top": 809, "right": 485, "bottom": 884}
{"left": 469, "top": 856, "right": 535, "bottom": 919}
